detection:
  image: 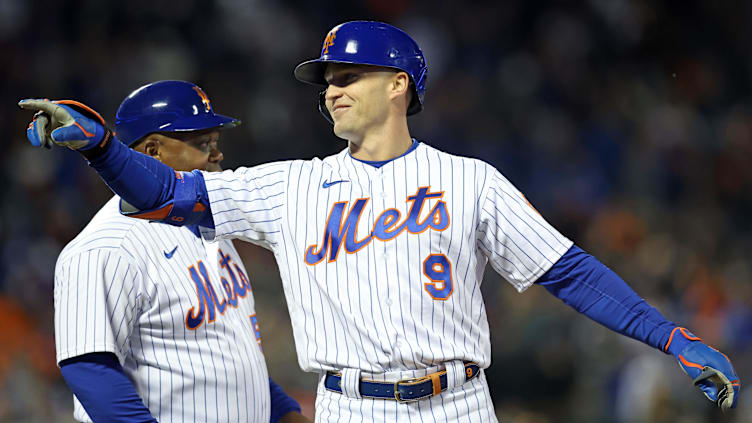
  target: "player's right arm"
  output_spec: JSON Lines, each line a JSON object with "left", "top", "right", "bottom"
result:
{"left": 59, "top": 353, "right": 157, "bottom": 422}
{"left": 19, "top": 99, "right": 212, "bottom": 227}
{"left": 19, "top": 99, "right": 287, "bottom": 246}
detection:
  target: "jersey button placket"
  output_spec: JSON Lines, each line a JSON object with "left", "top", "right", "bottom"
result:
{"left": 365, "top": 180, "right": 399, "bottom": 359}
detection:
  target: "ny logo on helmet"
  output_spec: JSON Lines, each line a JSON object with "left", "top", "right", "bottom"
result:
{"left": 322, "top": 28, "right": 337, "bottom": 55}
{"left": 192, "top": 86, "right": 212, "bottom": 113}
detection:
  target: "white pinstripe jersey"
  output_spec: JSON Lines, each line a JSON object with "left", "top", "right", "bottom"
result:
{"left": 54, "top": 197, "right": 271, "bottom": 423}
{"left": 201, "top": 141, "right": 572, "bottom": 379}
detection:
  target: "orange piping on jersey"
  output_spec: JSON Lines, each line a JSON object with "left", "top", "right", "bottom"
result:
{"left": 409, "top": 189, "right": 449, "bottom": 235}
{"left": 304, "top": 201, "right": 348, "bottom": 266}
{"left": 423, "top": 254, "right": 454, "bottom": 301}
{"left": 130, "top": 203, "right": 173, "bottom": 220}
{"left": 185, "top": 264, "right": 211, "bottom": 330}
{"left": 405, "top": 186, "right": 446, "bottom": 235}
{"left": 234, "top": 264, "right": 253, "bottom": 293}
{"left": 372, "top": 208, "right": 403, "bottom": 240}
{"left": 521, "top": 193, "right": 542, "bottom": 216}
{"left": 304, "top": 186, "right": 452, "bottom": 265}
{"left": 199, "top": 261, "right": 226, "bottom": 319}
{"left": 341, "top": 197, "right": 373, "bottom": 258}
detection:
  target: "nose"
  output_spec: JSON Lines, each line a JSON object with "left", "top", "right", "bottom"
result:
{"left": 324, "top": 85, "right": 343, "bottom": 108}
{"left": 208, "top": 143, "right": 224, "bottom": 164}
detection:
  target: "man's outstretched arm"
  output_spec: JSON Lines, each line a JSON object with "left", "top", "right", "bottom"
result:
{"left": 537, "top": 245, "right": 740, "bottom": 411}
{"left": 19, "top": 99, "right": 210, "bottom": 226}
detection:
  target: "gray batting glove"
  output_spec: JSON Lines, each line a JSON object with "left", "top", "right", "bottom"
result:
{"left": 19, "top": 99, "right": 110, "bottom": 151}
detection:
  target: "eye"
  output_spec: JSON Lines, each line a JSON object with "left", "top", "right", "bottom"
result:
{"left": 328, "top": 73, "right": 359, "bottom": 87}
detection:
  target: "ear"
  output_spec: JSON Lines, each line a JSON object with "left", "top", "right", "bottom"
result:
{"left": 389, "top": 72, "right": 411, "bottom": 108}
{"left": 389, "top": 72, "right": 410, "bottom": 96}
{"left": 137, "top": 134, "right": 162, "bottom": 158}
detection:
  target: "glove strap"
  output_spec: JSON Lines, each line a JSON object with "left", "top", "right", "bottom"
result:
{"left": 80, "top": 129, "right": 114, "bottom": 160}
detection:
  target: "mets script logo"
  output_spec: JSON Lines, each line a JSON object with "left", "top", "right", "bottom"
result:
{"left": 322, "top": 28, "right": 337, "bottom": 54}
{"left": 304, "top": 186, "right": 450, "bottom": 265}
{"left": 192, "top": 86, "right": 212, "bottom": 113}
{"left": 185, "top": 249, "right": 252, "bottom": 330}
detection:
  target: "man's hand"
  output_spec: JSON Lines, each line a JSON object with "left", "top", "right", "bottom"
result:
{"left": 669, "top": 327, "right": 741, "bottom": 411}
{"left": 19, "top": 99, "right": 109, "bottom": 150}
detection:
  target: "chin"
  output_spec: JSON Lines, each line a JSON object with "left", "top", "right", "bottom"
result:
{"left": 332, "top": 123, "right": 350, "bottom": 141}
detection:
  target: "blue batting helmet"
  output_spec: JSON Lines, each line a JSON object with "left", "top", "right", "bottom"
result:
{"left": 294, "top": 21, "right": 428, "bottom": 123}
{"left": 115, "top": 80, "right": 240, "bottom": 146}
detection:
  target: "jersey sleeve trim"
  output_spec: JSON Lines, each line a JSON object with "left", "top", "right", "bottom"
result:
{"left": 56, "top": 342, "right": 127, "bottom": 366}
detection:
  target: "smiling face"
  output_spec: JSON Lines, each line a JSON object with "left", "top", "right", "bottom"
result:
{"left": 133, "top": 129, "right": 224, "bottom": 172}
{"left": 323, "top": 63, "right": 409, "bottom": 142}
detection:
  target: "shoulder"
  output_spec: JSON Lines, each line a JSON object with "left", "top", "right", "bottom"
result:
{"left": 209, "top": 156, "right": 338, "bottom": 185}
{"left": 56, "top": 197, "right": 152, "bottom": 266}
{"left": 416, "top": 141, "right": 495, "bottom": 173}
{"left": 205, "top": 158, "right": 332, "bottom": 184}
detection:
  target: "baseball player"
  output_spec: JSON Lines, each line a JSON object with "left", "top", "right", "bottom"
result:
{"left": 21, "top": 21, "right": 740, "bottom": 422}
{"left": 44, "top": 81, "right": 308, "bottom": 422}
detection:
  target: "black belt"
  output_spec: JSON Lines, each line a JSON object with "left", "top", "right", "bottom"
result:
{"left": 324, "top": 363, "right": 481, "bottom": 403}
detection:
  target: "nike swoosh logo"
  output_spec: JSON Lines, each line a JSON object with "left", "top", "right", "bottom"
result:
{"left": 322, "top": 179, "right": 348, "bottom": 188}
{"left": 164, "top": 246, "right": 178, "bottom": 259}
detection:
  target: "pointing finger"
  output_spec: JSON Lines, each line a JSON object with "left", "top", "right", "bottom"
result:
{"left": 18, "top": 99, "right": 72, "bottom": 124}
{"left": 18, "top": 99, "right": 58, "bottom": 114}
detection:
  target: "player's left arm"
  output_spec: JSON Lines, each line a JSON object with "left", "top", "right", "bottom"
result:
{"left": 536, "top": 245, "right": 741, "bottom": 411}
{"left": 268, "top": 378, "right": 309, "bottom": 423}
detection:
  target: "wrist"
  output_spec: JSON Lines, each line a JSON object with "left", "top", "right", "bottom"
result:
{"left": 664, "top": 326, "right": 703, "bottom": 357}
{"left": 81, "top": 129, "right": 115, "bottom": 161}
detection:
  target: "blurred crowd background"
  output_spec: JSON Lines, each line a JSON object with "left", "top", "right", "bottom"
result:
{"left": 1, "top": 0, "right": 751, "bottom": 422}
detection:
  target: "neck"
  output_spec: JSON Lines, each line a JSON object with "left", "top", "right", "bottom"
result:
{"left": 348, "top": 116, "right": 412, "bottom": 161}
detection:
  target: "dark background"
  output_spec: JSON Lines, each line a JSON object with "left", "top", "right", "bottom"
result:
{"left": 1, "top": 0, "right": 751, "bottom": 422}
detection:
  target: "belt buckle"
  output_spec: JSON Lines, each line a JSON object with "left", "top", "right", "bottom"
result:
{"left": 393, "top": 377, "right": 434, "bottom": 403}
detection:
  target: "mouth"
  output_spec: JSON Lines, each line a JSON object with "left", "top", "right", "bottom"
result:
{"left": 331, "top": 104, "right": 350, "bottom": 116}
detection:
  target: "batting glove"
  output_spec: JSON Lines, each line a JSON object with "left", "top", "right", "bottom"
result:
{"left": 667, "top": 327, "right": 741, "bottom": 411}
{"left": 19, "top": 99, "right": 110, "bottom": 151}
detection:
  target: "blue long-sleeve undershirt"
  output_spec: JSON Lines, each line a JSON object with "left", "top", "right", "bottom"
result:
{"left": 88, "top": 137, "right": 176, "bottom": 211}
{"left": 536, "top": 245, "right": 693, "bottom": 356}
{"left": 59, "top": 353, "right": 157, "bottom": 422}
{"left": 269, "top": 378, "right": 302, "bottom": 422}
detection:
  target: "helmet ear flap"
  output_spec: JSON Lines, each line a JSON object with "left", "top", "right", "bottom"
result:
{"left": 318, "top": 90, "right": 334, "bottom": 125}
{"left": 407, "top": 66, "right": 428, "bottom": 116}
